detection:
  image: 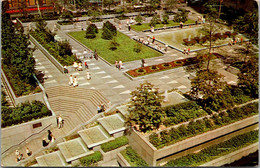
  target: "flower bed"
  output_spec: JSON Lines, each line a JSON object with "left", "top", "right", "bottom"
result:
{"left": 121, "top": 146, "right": 148, "bottom": 166}
{"left": 127, "top": 53, "right": 223, "bottom": 77}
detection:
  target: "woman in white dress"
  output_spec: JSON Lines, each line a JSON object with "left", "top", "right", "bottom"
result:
{"left": 73, "top": 76, "right": 78, "bottom": 87}
{"left": 86, "top": 71, "right": 91, "bottom": 80}
{"left": 69, "top": 75, "right": 73, "bottom": 86}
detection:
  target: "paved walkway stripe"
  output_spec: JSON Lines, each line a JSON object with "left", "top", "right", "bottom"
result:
{"left": 95, "top": 71, "right": 106, "bottom": 74}
{"left": 92, "top": 67, "right": 100, "bottom": 70}
{"left": 120, "top": 90, "right": 131, "bottom": 94}
{"left": 44, "top": 80, "right": 57, "bottom": 84}
{"left": 113, "top": 85, "right": 125, "bottom": 89}
{"left": 102, "top": 75, "right": 112, "bottom": 79}
{"left": 106, "top": 80, "right": 118, "bottom": 84}
{"left": 167, "top": 80, "right": 178, "bottom": 84}
{"left": 81, "top": 82, "right": 90, "bottom": 86}
{"left": 159, "top": 76, "right": 170, "bottom": 79}
{"left": 177, "top": 85, "right": 187, "bottom": 89}
{"left": 36, "top": 66, "right": 45, "bottom": 70}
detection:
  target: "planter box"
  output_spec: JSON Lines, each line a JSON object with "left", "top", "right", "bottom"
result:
{"left": 128, "top": 115, "right": 259, "bottom": 166}
{"left": 200, "top": 142, "right": 259, "bottom": 166}
{"left": 100, "top": 145, "right": 128, "bottom": 162}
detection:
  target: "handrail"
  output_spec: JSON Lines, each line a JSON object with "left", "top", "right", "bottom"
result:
{"left": 1, "top": 123, "right": 52, "bottom": 156}
{"left": 1, "top": 69, "right": 16, "bottom": 107}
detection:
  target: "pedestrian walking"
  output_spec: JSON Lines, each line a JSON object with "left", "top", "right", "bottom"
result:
{"left": 83, "top": 49, "right": 88, "bottom": 59}
{"left": 94, "top": 50, "right": 98, "bottom": 60}
{"left": 86, "top": 71, "right": 91, "bottom": 80}
{"left": 73, "top": 62, "right": 78, "bottom": 71}
{"left": 180, "top": 22, "right": 183, "bottom": 29}
{"left": 97, "top": 105, "right": 102, "bottom": 113}
{"left": 184, "top": 48, "right": 187, "bottom": 55}
{"left": 64, "top": 65, "right": 68, "bottom": 74}
{"left": 240, "top": 37, "right": 243, "bottom": 45}
{"left": 163, "top": 24, "right": 167, "bottom": 30}
{"left": 119, "top": 60, "right": 123, "bottom": 70}
{"left": 101, "top": 103, "right": 105, "bottom": 112}
{"left": 69, "top": 75, "right": 73, "bottom": 86}
{"left": 73, "top": 76, "right": 78, "bottom": 87}
{"left": 84, "top": 60, "right": 88, "bottom": 69}
{"left": 141, "top": 59, "right": 145, "bottom": 67}
{"left": 42, "top": 138, "right": 49, "bottom": 147}
{"left": 115, "top": 61, "right": 119, "bottom": 69}
{"left": 26, "top": 147, "right": 32, "bottom": 157}
{"left": 187, "top": 48, "right": 190, "bottom": 54}
{"left": 47, "top": 130, "right": 53, "bottom": 142}
{"left": 77, "top": 63, "right": 83, "bottom": 71}
{"left": 128, "top": 24, "right": 131, "bottom": 31}
{"left": 58, "top": 115, "right": 63, "bottom": 128}
{"left": 152, "top": 36, "right": 155, "bottom": 43}
{"left": 165, "top": 44, "right": 168, "bottom": 52}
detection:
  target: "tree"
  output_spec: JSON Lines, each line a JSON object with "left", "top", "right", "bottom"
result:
{"left": 102, "top": 27, "right": 113, "bottom": 40}
{"left": 102, "top": 21, "right": 117, "bottom": 40}
{"left": 59, "top": 11, "right": 74, "bottom": 22}
{"left": 162, "top": 13, "right": 169, "bottom": 24}
{"left": 147, "top": 0, "right": 161, "bottom": 15}
{"left": 173, "top": 8, "right": 189, "bottom": 23}
{"left": 85, "top": 24, "right": 98, "bottom": 39}
{"left": 126, "top": 82, "right": 165, "bottom": 133}
{"left": 234, "top": 9, "right": 258, "bottom": 44}
{"left": 190, "top": 69, "right": 226, "bottom": 101}
{"left": 103, "top": 0, "right": 114, "bottom": 11}
{"left": 135, "top": 14, "right": 143, "bottom": 25}
{"left": 165, "top": 0, "right": 177, "bottom": 11}
{"left": 238, "top": 55, "right": 258, "bottom": 98}
{"left": 150, "top": 14, "right": 161, "bottom": 27}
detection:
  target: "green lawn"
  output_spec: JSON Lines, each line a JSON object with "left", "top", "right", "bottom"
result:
{"left": 131, "top": 19, "right": 196, "bottom": 32}
{"left": 68, "top": 31, "right": 162, "bottom": 64}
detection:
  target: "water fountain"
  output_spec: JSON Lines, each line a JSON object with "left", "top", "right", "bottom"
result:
{"left": 188, "top": 35, "right": 191, "bottom": 41}
{"left": 200, "top": 33, "right": 203, "bottom": 39}
{"left": 163, "top": 90, "right": 169, "bottom": 102}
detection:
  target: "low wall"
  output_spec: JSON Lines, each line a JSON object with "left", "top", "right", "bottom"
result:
{"left": 1, "top": 115, "right": 57, "bottom": 155}
{"left": 29, "top": 34, "right": 64, "bottom": 73}
{"left": 200, "top": 142, "right": 259, "bottom": 166}
{"left": 128, "top": 115, "right": 259, "bottom": 166}
{"left": 226, "top": 66, "right": 240, "bottom": 75}
{"left": 56, "top": 23, "right": 75, "bottom": 31}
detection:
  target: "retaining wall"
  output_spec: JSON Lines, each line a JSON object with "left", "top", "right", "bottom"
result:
{"left": 128, "top": 115, "right": 259, "bottom": 166}
{"left": 117, "top": 153, "right": 131, "bottom": 167}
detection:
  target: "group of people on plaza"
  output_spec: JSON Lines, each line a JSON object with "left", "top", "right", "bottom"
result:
{"left": 183, "top": 48, "right": 191, "bottom": 55}
{"left": 15, "top": 147, "right": 32, "bottom": 162}
{"left": 229, "top": 37, "right": 243, "bottom": 46}
{"left": 97, "top": 104, "right": 106, "bottom": 113}
{"left": 69, "top": 75, "right": 79, "bottom": 87}
{"left": 42, "top": 129, "right": 56, "bottom": 148}
{"left": 115, "top": 60, "right": 123, "bottom": 70}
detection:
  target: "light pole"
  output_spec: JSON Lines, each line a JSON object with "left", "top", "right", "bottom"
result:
{"left": 218, "top": 0, "right": 223, "bottom": 19}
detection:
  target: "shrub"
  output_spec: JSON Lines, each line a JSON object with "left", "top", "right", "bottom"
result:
{"left": 80, "top": 151, "right": 102, "bottom": 166}
{"left": 150, "top": 15, "right": 161, "bottom": 27}
{"left": 101, "top": 136, "right": 128, "bottom": 152}
{"left": 121, "top": 147, "right": 148, "bottom": 166}
{"left": 103, "top": 21, "right": 117, "bottom": 36}
{"left": 85, "top": 24, "right": 98, "bottom": 39}
{"left": 162, "top": 13, "right": 169, "bottom": 24}
{"left": 135, "top": 14, "right": 143, "bottom": 25}
{"left": 134, "top": 43, "right": 142, "bottom": 53}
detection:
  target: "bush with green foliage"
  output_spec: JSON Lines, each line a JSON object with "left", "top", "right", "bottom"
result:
{"left": 133, "top": 42, "right": 142, "bottom": 53}
{"left": 59, "top": 11, "right": 73, "bottom": 23}
{"left": 1, "top": 100, "right": 52, "bottom": 128}
{"left": 2, "top": 13, "right": 37, "bottom": 96}
{"left": 149, "top": 102, "right": 258, "bottom": 149}
{"left": 135, "top": 14, "right": 143, "bottom": 25}
{"left": 121, "top": 147, "right": 148, "bottom": 166}
{"left": 173, "top": 8, "right": 189, "bottom": 23}
{"left": 101, "top": 136, "right": 128, "bottom": 152}
{"left": 162, "top": 13, "right": 169, "bottom": 24}
{"left": 163, "top": 101, "right": 207, "bottom": 126}
{"left": 79, "top": 151, "right": 102, "bottom": 166}
{"left": 85, "top": 24, "right": 98, "bottom": 39}
{"left": 102, "top": 21, "right": 117, "bottom": 37}
{"left": 165, "top": 130, "right": 258, "bottom": 167}
{"left": 30, "top": 30, "right": 79, "bottom": 66}
{"left": 150, "top": 15, "right": 161, "bottom": 27}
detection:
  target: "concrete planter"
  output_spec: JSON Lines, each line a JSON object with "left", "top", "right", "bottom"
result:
{"left": 200, "top": 142, "right": 259, "bottom": 166}
{"left": 100, "top": 145, "right": 128, "bottom": 162}
{"left": 128, "top": 115, "right": 259, "bottom": 166}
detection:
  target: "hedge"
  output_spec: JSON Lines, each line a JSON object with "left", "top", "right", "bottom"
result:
{"left": 149, "top": 102, "right": 258, "bottom": 149}
{"left": 101, "top": 136, "right": 128, "bottom": 152}
{"left": 163, "top": 101, "right": 207, "bottom": 127}
{"left": 79, "top": 151, "right": 102, "bottom": 166}
{"left": 165, "top": 130, "right": 258, "bottom": 167}
{"left": 30, "top": 31, "right": 80, "bottom": 66}
{"left": 1, "top": 100, "right": 52, "bottom": 128}
{"left": 121, "top": 146, "right": 148, "bottom": 167}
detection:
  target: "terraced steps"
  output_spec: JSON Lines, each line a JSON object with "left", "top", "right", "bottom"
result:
{"left": 45, "top": 86, "right": 110, "bottom": 134}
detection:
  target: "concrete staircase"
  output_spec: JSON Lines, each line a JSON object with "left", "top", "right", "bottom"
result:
{"left": 46, "top": 86, "right": 110, "bottom": 134}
